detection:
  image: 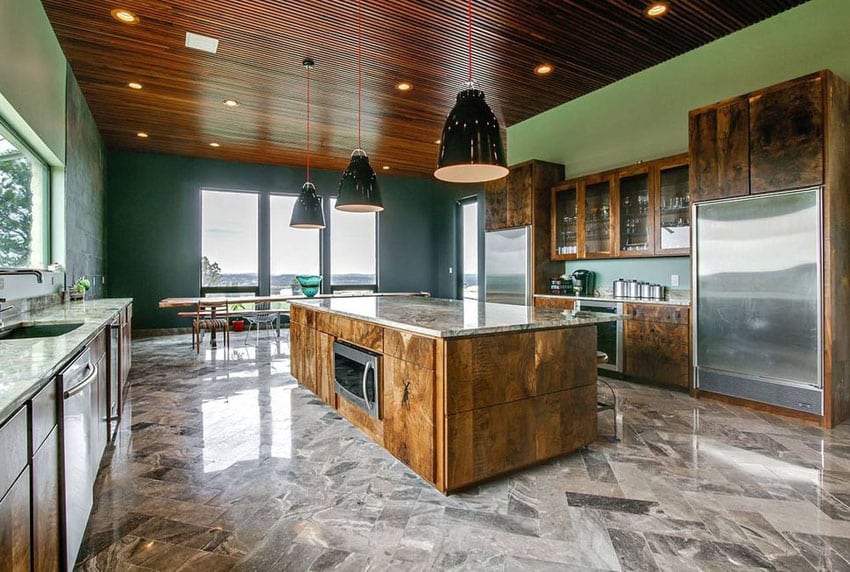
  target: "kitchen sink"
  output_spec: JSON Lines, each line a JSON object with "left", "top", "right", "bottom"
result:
{"left": 0, "top": 322, "right": 85, "bottom": 340}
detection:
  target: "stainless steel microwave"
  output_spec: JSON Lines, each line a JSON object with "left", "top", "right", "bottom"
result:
{"left": 333, "top": 341, "right": 381, "bottom": 419}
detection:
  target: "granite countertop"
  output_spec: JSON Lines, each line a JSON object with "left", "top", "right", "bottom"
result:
{"left": 291, "top": 296, "right": 619, "bottom": 338}
{"left": 0, "top": 298, "right": 132, "bottom": 424}
{"left": 534, "top": 293, "right": 691, "bottom": 307}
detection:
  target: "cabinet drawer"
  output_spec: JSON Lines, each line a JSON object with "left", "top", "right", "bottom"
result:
{"left": 384, "top": 328, "right": 436, "bottom": 369}
{"left": 625, "top": 303, "right": 688, "bottom": 325}
{"left": 316, "top": 313, "right": 383, "bottom": 352}
{"left": 30, "top": 379, "right": 57, "bottom": 452}
{"left": 0, "top": 467, "right": 31, "bottom": 572}
{"left": 0, "top": 408, "right": 28, "bottom": 499}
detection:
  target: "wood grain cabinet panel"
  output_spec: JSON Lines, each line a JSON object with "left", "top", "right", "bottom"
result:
{"left": 750, "top": 76, "right": 824, "bottom": 193}
{"left": 291, "top": 324, "right": 317, "bottom": 393}
{"left": 316, "top": 332, "right": 336, "bottom": 406}
{"left": 506, "top": 162, "right": 533, "bottom": 228}
{"left": 0, "top": 468, "right": 31, "bottom": 572}
{"left": 383, "top": 357, "right": 435, "bottom": 483}
{"left": 383, "top": 329, "right": 436, "bottom": 370}
{"left": 533, "top": 297, "right": 575, "bottom": 310}
{"left": 624, "top": 303, "right": 690, "bottom": 389}
{"left": 316, "top": 313, "right": 382, "bottom": 353}
{"left": 30, "top": 380, "right": 57, "bottom": 453}
{"left": 689, "top": 97, "right": 750, "bottom": 202}
{"left": 31, "top": 429, "right": 60, "bottom": 572}
{"left": 0, "top": 408, "right": 28, "bottom": 499}
{"left": 484, "top": 177, "right": 508, "bottom": 231}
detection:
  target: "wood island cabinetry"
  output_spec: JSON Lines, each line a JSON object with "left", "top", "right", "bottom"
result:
{"left": 290, "top": 299, "right": 604, "bottom": 493}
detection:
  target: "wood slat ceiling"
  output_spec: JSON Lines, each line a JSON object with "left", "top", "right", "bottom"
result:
{"left": 42, "top": 0, "right": 806, "bottom": 178}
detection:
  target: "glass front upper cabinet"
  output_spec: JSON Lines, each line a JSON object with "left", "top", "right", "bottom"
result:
{"left": 618, "top": 172, "right": 651, "bottom": 255}
{"left": 583, "top": 179, "right": 613, "bottom": 257}
{"left": 552, "top": 184, "right": 578, "bottom": 259}
{"left": 657, "top": 164, "right": 690, "bottom": 253}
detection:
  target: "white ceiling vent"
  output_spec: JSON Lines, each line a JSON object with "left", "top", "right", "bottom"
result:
{"left": 185, "top": 32, "right": 219, "bottom": 54}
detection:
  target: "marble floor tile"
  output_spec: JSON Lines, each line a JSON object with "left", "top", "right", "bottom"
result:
{"left": 73, "top": 332, "right": 850, "bottom": 570}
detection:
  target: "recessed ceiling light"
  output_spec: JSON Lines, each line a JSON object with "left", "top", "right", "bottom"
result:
{"left": 382, "top": 165, "right": 391, "bottom": 170}
{"left": 396, "top": 82, "right": 413, "bottom": 92}
{"left": 128, "top": 82, "right": 143, "bottom": 90}
{"left": 435, "top": 139, "right": 441, "bottom": 145}
{"left": 644, "top": 2, "right": 669, "bottom": 17}
{"left": 534, "top": 64, "right": 553, "bottom": 76}
{"left": 136, "top": 132, "right": 148, "bottom": 138}
{"left": 223, "top": 99, "right": 240, "bottom": 107}
{"left": 209, "top": 142, "right": 220, "bottom": 147}
{"left": 111, "top": 8, "right": 140, "bottom": 24}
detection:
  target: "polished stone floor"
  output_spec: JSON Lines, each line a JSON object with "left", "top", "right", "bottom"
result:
{"left": 77, "top": 331, "right": 850, "bottom": 571}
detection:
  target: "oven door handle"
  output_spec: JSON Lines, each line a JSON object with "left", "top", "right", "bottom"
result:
{"left": 362, "top": 361, "right": 374, "bottom": 412}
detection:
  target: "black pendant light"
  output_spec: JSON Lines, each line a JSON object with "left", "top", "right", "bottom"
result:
{"left": 434, "top": 0, "right": 508, "bottom": 184}
{"left": 336, "top": 0, "right": 384, "bottom": 213}
{"left": 290, "top": 58, "right": 326, "bottom": 229}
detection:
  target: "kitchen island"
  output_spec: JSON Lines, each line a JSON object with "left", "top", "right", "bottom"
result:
{"left": 289, "top": 296, "right": 617, "bottom": 493}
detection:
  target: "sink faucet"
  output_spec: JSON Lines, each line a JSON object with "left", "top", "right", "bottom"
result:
{"left": 0, "top": 269, "right": 44, "bottom": 283}
{"left": 0, "top": 298, "right": 17, "bottom": 329}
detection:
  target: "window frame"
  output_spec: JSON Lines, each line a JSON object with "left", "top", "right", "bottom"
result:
{"left": 269, "top": 191, "right": 324, "bottom": 294}
{"left": 199, "top": 187, "right": 262, "bottom": 291}
{"left": 328, "top": 197, "right": 379, "bottom": 293}
{"left": 0, "top": 117, "right": 51, "bottom": 269}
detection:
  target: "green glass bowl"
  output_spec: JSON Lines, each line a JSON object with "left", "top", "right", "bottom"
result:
{"left": 295, "top": 275, "right": 322, "bottom": 297}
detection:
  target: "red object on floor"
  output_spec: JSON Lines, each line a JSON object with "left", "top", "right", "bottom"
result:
{"left": 232, "top": 320, "right": 245, "bottom": 332}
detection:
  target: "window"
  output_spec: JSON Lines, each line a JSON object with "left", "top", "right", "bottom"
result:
{"left": 270, "top": 194, "right": 321, "bottom": 295}
{"left": 0, "top": 121, "right": 49, "bottom": 268}
{"left": 458, "top": 198, "right": 479, "bottom": 300}
{"left": 201, "top": 190, "right": 259, "bottom": 287}
{"left": 330, "top": 198, "right": 377, "bottom": 290}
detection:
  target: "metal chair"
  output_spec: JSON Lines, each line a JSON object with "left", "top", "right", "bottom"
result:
{"left": 596, "top": 351, "right": 622, "bottom": 441}
{"left": 244, "top": 302, "right": 278, "bottom": 345}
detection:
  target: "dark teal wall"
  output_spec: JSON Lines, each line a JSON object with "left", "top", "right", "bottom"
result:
{"left": 106, "top": 151, "right": 457, "bottom": 329}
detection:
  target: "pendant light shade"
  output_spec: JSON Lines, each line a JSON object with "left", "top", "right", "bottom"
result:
{"left": 336, "top": 149, "right": 383, "bottom": 212}
{"left": 434, "top": 83, "right": 508, "bottom": 183}
{"left": 290, "top": 182, "right": 326, "bottom": 228}
{"left": 337, "top": 0, "right": 384, "bottom": 213}
{"left": 290, "top": 58, "right": 326, "bottom": 229}
{"left": 434, "top": 0, "right": 508, "bottom": 184}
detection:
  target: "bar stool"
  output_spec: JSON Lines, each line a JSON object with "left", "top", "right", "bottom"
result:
{"left": 596, "top": 351, "right": 621, "bottom": 441}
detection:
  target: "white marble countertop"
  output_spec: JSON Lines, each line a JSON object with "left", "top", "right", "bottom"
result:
{"left": 534, "top": 294, "right": 691, "bottom": 307}
{"left": 291, "top": 296, "right": 618, "bottom": 339}
{"left": 0, "top": 298, "right": 132, "bottom": 424}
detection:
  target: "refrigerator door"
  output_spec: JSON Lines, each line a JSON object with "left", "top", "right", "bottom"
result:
{"left": 485, "top": 227, "right": 531, "bottom": 305}
{"left": 694, "top": 188, "right": 822, "bottom": 414}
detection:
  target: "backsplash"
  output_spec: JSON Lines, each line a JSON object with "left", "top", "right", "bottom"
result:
{"left": 0, "top": 271, "right": 65, "bottom": 301}
{"left": 563, "top": 257, "right": 691, "bottom": 289}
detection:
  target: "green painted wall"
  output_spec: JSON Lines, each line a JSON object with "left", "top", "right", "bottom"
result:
{"left": 0, "top": 0, "right": 66, "bottom": 164}
{"left": 507, "top": 0, "right": 850, "bottom": 178}
{"left": 565, "top": 257, "right": 690, "bottom": 291}
{"left": 106, "top": 151, "right": 455, "bottom": 329}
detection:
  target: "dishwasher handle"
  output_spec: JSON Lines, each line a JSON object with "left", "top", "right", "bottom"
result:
{"left": 63, "top": 362, "right": 98, "bottom": 399}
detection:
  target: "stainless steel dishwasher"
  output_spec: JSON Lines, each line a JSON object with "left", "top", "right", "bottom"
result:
{"left": 61, "top": 347, "right": 98, "bottom": 569}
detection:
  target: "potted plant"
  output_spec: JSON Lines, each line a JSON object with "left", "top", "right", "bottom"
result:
{"left": 230, "top": 302, "right": 247, "bottom": 332}
{"left": 71, "top": 277, "right": 91, "bottom": 301}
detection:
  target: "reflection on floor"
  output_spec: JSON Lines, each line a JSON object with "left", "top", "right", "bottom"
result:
{"left": 77, "top": 331, "right": 850, "bottom": 571}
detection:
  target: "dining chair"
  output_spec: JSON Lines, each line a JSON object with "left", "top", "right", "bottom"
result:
{"left": 193, "top": 301, "right": 230, "bottom": 353}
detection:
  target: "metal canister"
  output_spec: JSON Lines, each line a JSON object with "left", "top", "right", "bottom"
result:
{"left": 613, "top": 279, "right": 627, "bottom": 298}
{"left": 650, "top": 284, "right": 665, "bottom": 300}
{"left": 627, "top": 280, "right": 640, "bottom": 298}
{"left": 640, "top": 282, "right": 652, "bottom": 299}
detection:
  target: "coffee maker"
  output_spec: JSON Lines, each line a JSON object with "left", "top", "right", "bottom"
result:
{"left": 571, "top": 269, "right": 595, "bottom": 296}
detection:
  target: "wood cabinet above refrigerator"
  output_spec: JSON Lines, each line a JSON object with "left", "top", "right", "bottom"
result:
{"left": 689, "top": 71, "right": 827, "bottom": 202}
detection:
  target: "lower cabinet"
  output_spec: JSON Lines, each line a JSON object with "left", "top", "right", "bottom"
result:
{"left": 0, "top": 468, "right": 32, "bottom": 572}
{"left": 31, "top": 429, "right": 59, "bottom": 572}
{"left": 533, "top": 296, "right": 575, "bottom": 310}
{"left": 383, "top": 356, "right": 435, "bottom": 482}
{"left": 623, "top": 303, "right": 690, "bottom": 389}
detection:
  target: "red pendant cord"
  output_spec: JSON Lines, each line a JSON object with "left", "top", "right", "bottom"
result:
{"left": 358, "top": 0, "right": 362, "bottom": 148}
{"left": 468, "top": 0, "right": 473, "bottom": 82}
{"left": 306, "top": 64, "right": 311, "bottom": 181}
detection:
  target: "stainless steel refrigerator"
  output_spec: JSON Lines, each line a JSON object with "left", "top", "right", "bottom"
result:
{"left": 693, "top": 187, "right": 823, "bottom": 414}
{"left": 484, "top": 227, "right": 531, "bottom": 305}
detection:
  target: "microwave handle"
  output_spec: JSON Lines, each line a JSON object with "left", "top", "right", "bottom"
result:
{"left": 362, "top": 361, "right": 374, "bottom": 412}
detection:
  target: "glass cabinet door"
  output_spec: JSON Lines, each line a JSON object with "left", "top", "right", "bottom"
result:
{"left": 658, "top": 165, "right": 690, "bottom": 253}
{"left": 584, "top": 180, "right": 612, "bottom": 256}
{"left": 553, "top": 186, "right": 578, "bottom": 258}
{"left": 618, "top": 173, "right": 651, "bottom": 254}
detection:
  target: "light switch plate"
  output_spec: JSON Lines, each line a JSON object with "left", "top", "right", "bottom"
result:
{"left": 671, "top": 274, "right": 680, "bottom": 287}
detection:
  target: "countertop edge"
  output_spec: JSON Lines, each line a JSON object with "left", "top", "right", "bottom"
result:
{"left": 0, "top": 298, "right": 133, "bottom": 426}
{"left": 290, "top": 299, "right": 618, "bottom": 339}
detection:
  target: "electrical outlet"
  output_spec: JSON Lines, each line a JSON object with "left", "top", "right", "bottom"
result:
{"left": 671, "top": 274, "right": 680, "bottom": 287}
{"left": 448, "top": 266, "right": 453, "bottom": 275}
